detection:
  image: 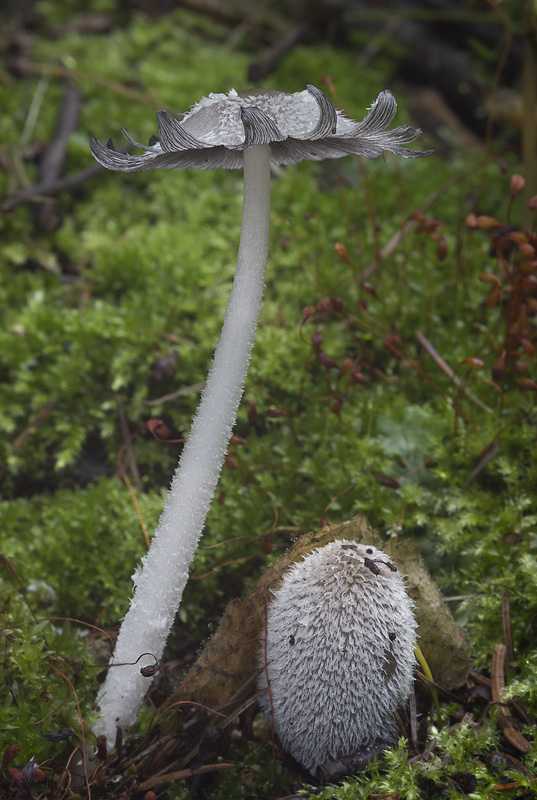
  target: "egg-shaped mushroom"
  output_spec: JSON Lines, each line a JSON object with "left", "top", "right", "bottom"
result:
{"left": 258, "top": 540, "right": 417, "bottom": 774}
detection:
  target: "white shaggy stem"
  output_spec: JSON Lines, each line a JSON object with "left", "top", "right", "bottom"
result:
{"left": 93, "top": 144, "right": 271, "bottom": 744}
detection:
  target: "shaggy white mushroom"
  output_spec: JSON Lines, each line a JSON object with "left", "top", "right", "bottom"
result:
{"left": 258, "top": 540, "right": 417, "bottom": 774}
{"left": 89, "top": 86, "right": 430, "bottom": 746}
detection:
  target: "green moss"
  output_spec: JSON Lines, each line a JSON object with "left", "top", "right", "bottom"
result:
{"left": 300, "top": 725, "right": 523, "bottom": 800}
{"left": 0, "top": 478, "right": 166, "bottom": 624}
{"left": 0, "top": 586, "right": 97, "bottom": 765}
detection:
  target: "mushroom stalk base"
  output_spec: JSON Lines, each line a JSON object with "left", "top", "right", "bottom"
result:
{"left": 93, "top": 144, "right": 271, "bottom": 745}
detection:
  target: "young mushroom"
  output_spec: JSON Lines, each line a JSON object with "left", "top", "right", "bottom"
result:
{"left": 89, "top": 85, "right": 432, "bottom": 745}
{"left": 258, "top": 540, "right": 417, "bottom": 775}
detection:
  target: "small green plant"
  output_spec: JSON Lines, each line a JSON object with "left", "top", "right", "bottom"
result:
{"left": 0, "top": 579, "right": 97, "bottom": 790}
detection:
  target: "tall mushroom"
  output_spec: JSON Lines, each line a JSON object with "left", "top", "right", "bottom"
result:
{"left": 90, "top": 85, "right": 432, "bottom": 745}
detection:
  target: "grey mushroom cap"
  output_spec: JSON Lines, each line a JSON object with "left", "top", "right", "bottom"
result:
{"left": 90, "top": 85, "right": 433, "bottom": 172}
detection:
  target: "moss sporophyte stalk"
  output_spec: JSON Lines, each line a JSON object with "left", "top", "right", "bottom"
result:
{"left": 89, "top": 84, "right": 431, "bottom": 746}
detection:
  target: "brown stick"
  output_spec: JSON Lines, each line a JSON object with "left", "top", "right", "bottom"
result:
{"left": 493, "top": 779, "right": 537, "bottom": 792}
{"left": 145, "top": 381, "right": 205, "bottom": 407}
{"left": 408, "top": 685, "right": 419, "bottom": 754}
{"left": 361, "top": 162, "right": 483, "bottom": 280}
{"left": 41, "top": 81, "right": 81, "bottom": 180}
{"left": 522, "top": 12, "right": 537, "bottom": 230}
{"left": 248, "top": 23, "right": 310, "bottom": 82}
{"left": 501, "top": 595, "right": 515, "bottom": 664}
{"left": 136, "top": 761, "right": 234, "bottom": 792}
{"left": 490, "top": 643, "right": 530, "bottom": 753}
{"left": 469, "top": 670, "right": 492, "bottom": 689}
{"left": 11, "top": 401, "right": 58, "bottom": 452}
{"left": 416, "top": 331, "right": 493, "bottom": 414}
{"left": 1, "top": 162, "right": 104, "bottom": 213}
{"left": 115, "top": 394, "right": 143, "bottom": 493}
{"left": 462, "top": 443, "right": 502, "bottom": 489}
{"left": 35, "top": 79, "right": 82, "bottom": 231}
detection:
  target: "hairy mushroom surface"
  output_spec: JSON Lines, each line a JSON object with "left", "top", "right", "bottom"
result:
{"left": 258, "top": 540, "right": 417, "bottom": 774}
{"left": 90, "top": 85, "right": 431, "bottom": 745}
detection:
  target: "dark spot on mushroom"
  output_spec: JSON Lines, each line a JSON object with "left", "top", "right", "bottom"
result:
{"left": 289, "top": 634, "right": 295, "bottom": 645}
{"left": 382, "top": 647, "right": 398, "bottom": 680}
{"left": 389, "top": 632, "right": 396, "bottom": 642}
{"left": 366, "top": 548, "right": 373, "bottom": 554}
{"left": 364, "top": 557, "right": 380, "bottom": 575}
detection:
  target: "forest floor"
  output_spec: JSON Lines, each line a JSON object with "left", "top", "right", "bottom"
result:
{"left": 1, "top": 2, "right": 536, "bottom": 799}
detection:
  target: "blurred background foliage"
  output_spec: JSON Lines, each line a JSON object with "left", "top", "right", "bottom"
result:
{"left": 0, "top": 0, "right": 536, "bottom": 796}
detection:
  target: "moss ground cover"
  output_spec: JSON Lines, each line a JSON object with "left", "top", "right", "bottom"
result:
{"left": 1, "top": 3, "right": 536, "bottom": 798}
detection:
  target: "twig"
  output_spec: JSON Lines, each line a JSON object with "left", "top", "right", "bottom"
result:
{"left": 522, "top": 3, "right": 537, "bottom": 230}
{"left": 20, "top": 75, "right": 50, "bottom": 147}
{"left": 344, "top": 311, "right": 453, "bottom": 410}
{"left": 40, "top": 81, "right": 82, "bottom": 176}
{"left": 408, "top": 685, "right": 419, "bottom": 754}
{"left": 501, "top": 594, "right": 515, "bottom": 664}
{"left": 490, "top": 643, "right": 530, "bottom": 753}
{"left": 248, "top": 23, "right": 310, "bottom": 82}
{"left": 136, "top": 761, "right": 234, "bottom": 792}
{"left": 145, "top": 381, "right": 205, "bottom": 407}
{"left": 482, "top": 0, "right": 513, "bottom": 160}
{"left": 35, "top": 79, "right": 82, "bottom": 231}
{"left": 1, "top": 612, "right": 114, "bottom": 637}
{"left": 408, "top": 736, "right": 436, "bottom": 764}
{"left": 1, "top": 162, "right": 104, "bottom": 212}
{"left": 116, "top": 443, "right": 150, "bottom": 549}
{"left": 361, "top": 162, "right": 483, "bottom": 280}
{"left": 115, "top": 394, "right": 143, "bottom": 493}
{"left": 469, "top": 670, "right": 492, "bottom": 689}
{"left": 463, "top": 443, "right": 501, "bottom": 489}
{"left": 11, "top": 401, "right": 58, "bottom": 452}
{"left": 359, "top": 18, "right": 403, "bottom": 66}
{"left": 416, "top": 331, "right": 493, "bottom": 414}
{"left": 415, "top": 672, "right": 462, "bottom": 705}
{"left": 492, "top": 778, "right": 537, "bottom": 792}
{"left": 26, "top": 60, "right": 177, "bottom": 110}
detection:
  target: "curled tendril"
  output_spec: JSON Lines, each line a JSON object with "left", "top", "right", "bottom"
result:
{"left": 105, "top": 652, "right": 160, "bottom": 677}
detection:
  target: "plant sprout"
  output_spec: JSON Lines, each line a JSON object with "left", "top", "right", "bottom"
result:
{"left": 89, "top": 84, "right": 431, "bottom": 745}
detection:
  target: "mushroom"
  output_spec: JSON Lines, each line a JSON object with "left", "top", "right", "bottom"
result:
{"left": 258, "top": 540, "right": 417, "bottom": 775}
{"left": 89, "top": 85, "right": 431, "bottom": 745}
